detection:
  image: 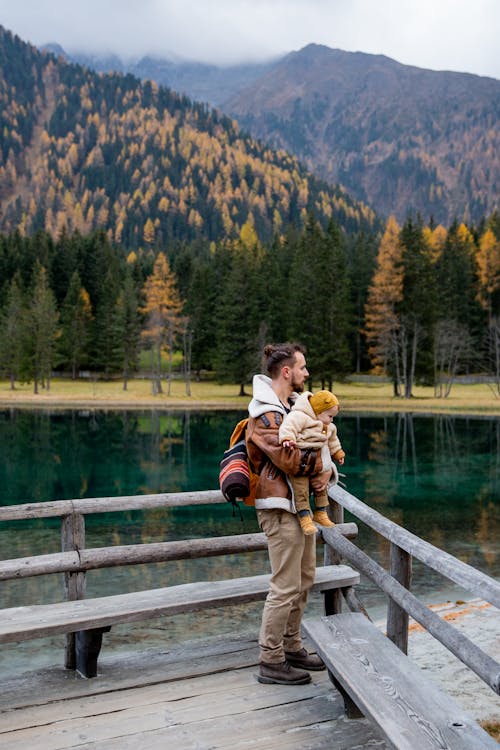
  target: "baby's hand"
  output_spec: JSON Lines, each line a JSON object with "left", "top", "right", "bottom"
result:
{"left": 282, "top": 439, "right": 296, "bottom": 449}
{"left": 337, "top": 457, "right": 345, "bottom": 466}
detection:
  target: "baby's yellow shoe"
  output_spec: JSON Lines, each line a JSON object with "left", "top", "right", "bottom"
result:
{"left": 298, "top": 513, "right": 317, "bottom": 535}
{"left": 312, "top": 510, "right": 335, "bottom": 527}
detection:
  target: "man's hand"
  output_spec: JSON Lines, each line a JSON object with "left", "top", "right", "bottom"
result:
{"left": 310, "top": 470, "right": 332, "bottom": 493}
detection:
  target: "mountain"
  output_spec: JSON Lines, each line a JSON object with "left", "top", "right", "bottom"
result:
{"left": 48, "top": 42, "right": 500, "bottom": 225}
{"left": 42, "top": 44, "right": 279, "bottom": 108}
{"left": 224, "top": 44, "right": 500, "bottom": 224}
{"left": 0, "top": 28, "right": 376, "bottom": 248}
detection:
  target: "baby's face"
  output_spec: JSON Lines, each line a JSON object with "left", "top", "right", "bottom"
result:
{"left": 318, "top": 406, "right": 339, "bottom": 425}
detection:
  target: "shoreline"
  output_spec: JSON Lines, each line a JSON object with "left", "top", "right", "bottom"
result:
{"left": 1, "top": 394, "right": 500, "bottom": 418}
{"left": 0, "top": 400, "right": 499, "bottom": 418}
{"left": 1, "top": 377, "right": 500, "bottom": 416}
{"left": 403, "top": 598, "right": 500, "bottom": 724}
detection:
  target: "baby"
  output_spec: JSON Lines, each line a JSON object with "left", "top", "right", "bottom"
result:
{"left": 279, "top": 389, "right": 345, "bottom": 535}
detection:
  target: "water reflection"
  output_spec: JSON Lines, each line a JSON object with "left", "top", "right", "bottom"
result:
{"left": 0, "top": 409, "right": 498, "bottom": 672}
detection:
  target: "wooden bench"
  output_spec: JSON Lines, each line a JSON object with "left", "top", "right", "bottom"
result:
{"left": 0, "top": 564, "right": 359, "bottom": 678}
{"left": 303, "top": 612, "right": 498, "bottom": 750}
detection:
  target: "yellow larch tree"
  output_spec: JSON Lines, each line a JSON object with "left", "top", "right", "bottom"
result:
{"left": 141, "top": 252, "right": 183, "bottom": 394}
{"left": 476, "top": 228, "right": 500, "bottom": 323}
{"left": 143, "top": 217, "right": 155, "bottom": 245}
{"left": 364, "top": 216, "right": 404, "bottom": 393}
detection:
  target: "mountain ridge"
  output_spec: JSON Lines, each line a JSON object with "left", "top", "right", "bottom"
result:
{"left": 46, "top": 39, "right": 499, "bottom": 224}
{"left": 224, "top": 43, "right": 500, "bottom": 224}
{"left": 0, "top": 27, "right": 375, "bottom": 247}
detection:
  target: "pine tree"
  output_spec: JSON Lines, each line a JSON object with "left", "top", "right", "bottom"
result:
{"left": 215, "top": 232, "right": 262, "bottom": 395}
{"left": 58, "top": 271, "right": 93, "bottom": 378}
{"left": 112, "top": 271, "right": 141, "bottom": 390}
{"left": 0, "top": 273, "right": 25, "bottom": 389}
{"left": 23, "top": 262, "right": 59, "bottom": 393}
{"left": 288, "top": 217, "right": 352, "bottom": 385}
{"left": 345, "top": 231, "right": 378, "bottom": 373}
{"left": 399, "top": 216, "right": 436, "bottom": 395}
{"left": 258, "top": 231, "right": 295, "bottom": 344}
{"left": 184, "top": 258, "right": 217, "bottom": 375}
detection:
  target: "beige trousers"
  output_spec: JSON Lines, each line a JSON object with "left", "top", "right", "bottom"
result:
{"left": 256, "top": 508, "right": 317, "bottom": 663}
{"left": 289, "top": 474, "right": 328, "bottom": 515}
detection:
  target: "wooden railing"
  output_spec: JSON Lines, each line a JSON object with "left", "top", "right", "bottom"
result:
{"left": 1, "top": 487, "right": 499, "bottom": 696}
{"left": 327, "top": 484, "right": 500, "bottom": 695}
{"left": 0, "top": 490, "right": 357, "bottom": 669}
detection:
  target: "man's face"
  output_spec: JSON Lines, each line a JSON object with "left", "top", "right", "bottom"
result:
{"left": 290, "top": 352, "right": 309, "bottom": 392}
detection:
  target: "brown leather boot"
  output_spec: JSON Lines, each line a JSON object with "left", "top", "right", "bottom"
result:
{"left": 258, "top": 660, "right": 311, "bottom": 685}
{"left": 298, "top": 513, "right": 317, "bottom": 535}
{"left": 284, "top": 647, "right": 326, "bottom": 671}
{"left": 312, "top": 509, "right": 335, "bottom": 527}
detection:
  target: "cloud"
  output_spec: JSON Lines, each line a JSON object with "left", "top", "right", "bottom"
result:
{"left": 0, "top": 0, "right": 498, "bottom": 77}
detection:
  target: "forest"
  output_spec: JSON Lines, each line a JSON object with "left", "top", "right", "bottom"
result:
{"left": 1, "top": 27, "right": 500, "bottom": 398}
{"left": 0, "top": 27, "right": 375, "bottom": 247}
{"left": 0, "top": 211, "right": 499, "bottom": 397}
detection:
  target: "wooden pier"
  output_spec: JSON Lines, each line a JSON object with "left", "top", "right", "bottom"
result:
{"left": 0, "top": 487, "right": 499, "bottom": 749}
{"left": 1, "top": 633, "right": 393, "bottom": 750}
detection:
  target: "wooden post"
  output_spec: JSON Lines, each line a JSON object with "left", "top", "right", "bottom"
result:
{"left": 386, "top": 542, "right": 412, "bottom": 654}
{"left": 323, "top": 498, "right": 345, "bottom": 615}
{"left": 61, "top": 513, "right": 86, "bottom": 669}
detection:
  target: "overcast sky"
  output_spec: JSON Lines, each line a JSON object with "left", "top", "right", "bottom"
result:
{"left": 0, "top": 0, "right": 498, "bottom": 79}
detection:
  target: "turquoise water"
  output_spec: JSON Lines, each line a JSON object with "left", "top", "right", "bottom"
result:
{"left": 0, "top": 409, "right": 498, "bottom": 673}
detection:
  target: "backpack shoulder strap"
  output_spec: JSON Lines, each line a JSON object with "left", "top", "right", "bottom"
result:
{"left": 229, "top": 418, "right": 248, "bottom": 447}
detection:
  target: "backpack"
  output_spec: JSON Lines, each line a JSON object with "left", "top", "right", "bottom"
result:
{"left": 219, "top": 418, "right": 258, "bottom": 507}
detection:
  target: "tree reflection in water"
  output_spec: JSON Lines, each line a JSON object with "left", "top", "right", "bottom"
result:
{"left": 0, "top": 408, "right": 498, "bottom": 672}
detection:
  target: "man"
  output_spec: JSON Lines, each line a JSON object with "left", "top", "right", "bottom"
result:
{"left": 246, "top": 343, "right": 330, "bottom": 685}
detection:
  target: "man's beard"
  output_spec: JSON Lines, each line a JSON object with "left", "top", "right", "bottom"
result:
{"left": 292, "top": 380, "right": 305, "bottom": 393}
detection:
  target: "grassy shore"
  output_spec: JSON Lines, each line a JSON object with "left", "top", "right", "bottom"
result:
{"left": 0, "top": 377, "right": 499, "bottom": 415}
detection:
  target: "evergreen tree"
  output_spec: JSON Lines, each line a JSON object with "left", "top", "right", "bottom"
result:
{"left": 22, "top": 262, "right": 59, "bottom": 393}
{"left": 90, "top": 236, "right": 124, "bottom": 375}
{"left": 0, "top": 273, "right": 25, "bottom": 389}
{"left": 258, "top": 231, "right": 295, "bottom": 344}
{"left": 399, "top": 216, "right": 437, "bottom": 395}
{"left": 434, "top": 223, "right": 479, "bottom": 328}
{"left": 318, "top": 219, "right": 352, "bottom": 382}
{"left": 215, "top": 229, "right": 262, "bottom": 395}
{"left": 346, "top": 231, "right": 378, "bottom": 372}
{"left": 112, "top": 270, "right": 141, "bottom": 390}
{"left": 185, "top": 258, "right": 218, "bottom": 375}
{"left": 288, "top": 216, "right": 352, "bottom": 386}
{"left": 58, "top": 271, "right": 93, "bottom": 378}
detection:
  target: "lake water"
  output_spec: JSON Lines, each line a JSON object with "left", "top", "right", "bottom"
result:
{"left": 1, "top": 408, "right": 499, "bottom": 675}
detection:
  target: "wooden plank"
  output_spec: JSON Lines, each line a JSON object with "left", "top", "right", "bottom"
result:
{"left": 321, "top": 526, "right": 500, "bottom": 694}
{"left": 0, "top": 668, "right": 386, "bottom": 750}
{"left": 328, "top": 484, "right": 500, "bottom": 608}
{"left": 0, "top": 491, "right": 224, "bottom": 521}
{"left": 0, "top": 633, "right": 261, "bottom": 711}
{"left": 304, "top": 613, "right": 498, "bottom": 750}
{"left": 0, "top": 633, "right": 387, "bottom": 750}
{"left": 0, "top": 524, "right": 359, "bottom": 580}
{"left": 0, "top": 565, "right": 359, "bottom": 643}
